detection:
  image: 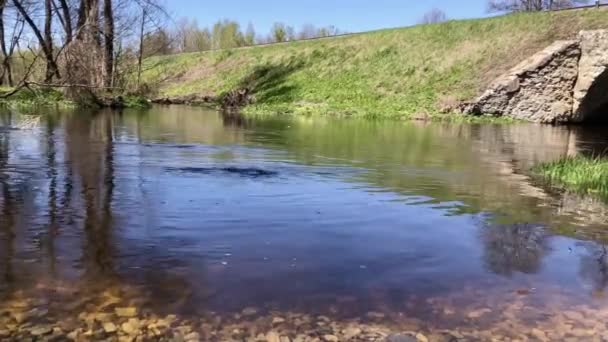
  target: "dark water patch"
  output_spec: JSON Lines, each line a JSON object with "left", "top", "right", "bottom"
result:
{"left": 165, "top": 166, "right": 278, "bottom": 178}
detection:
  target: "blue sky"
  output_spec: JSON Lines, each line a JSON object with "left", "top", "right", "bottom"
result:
{"left": 166, "top": 0, "right": 490, "bottom": 34}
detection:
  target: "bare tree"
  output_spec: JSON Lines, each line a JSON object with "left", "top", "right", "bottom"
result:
{"left": 12, "top": 0, "right": 60, "bottom": 81}
{"left": 419, "top": 8, "right": 448, "bottom": 24}
{"left": 487, "top": 0, "right": 590, "bottom": 12}
{"left": 103, "top": 0, "right": 114, "bottom": 87}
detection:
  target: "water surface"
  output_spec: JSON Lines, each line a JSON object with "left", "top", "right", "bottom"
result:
{"left": 2, "top": 106, "right": 608, "bottom": 335}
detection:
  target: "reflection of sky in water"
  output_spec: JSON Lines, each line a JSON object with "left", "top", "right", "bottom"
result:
{"left": 1, "top": 108, "right": 608, "bottom": 317}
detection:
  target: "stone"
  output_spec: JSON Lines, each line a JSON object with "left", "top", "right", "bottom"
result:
{"left": 67, "top": 330, "right": 81, "bottom": 340}
{"left": 572, "top": 30, "right": 608, "bottom": 121}
{"left": 280, "top": 337, "right": 291, "bottom": 342}
{"left": 272, "top": 317, "right": 286, "bottom": 324}
{"left": 531, "top": 328, "right": 548, "bottom": 341}
{"left": 115, "top": 307, "right": 138, "bottom": 317}
{"left": 343, "top": 326, "right": 362, "bottom": 339}
{"left": 121, "top": 319, "right": 140, "bottom": 335}
{"left": 467, "top": 308, "right": 492, "bottom": 319}
{"left": 415, "top": 333, "right": 428, "bottom": 342}
{"left": 266, "top": 331, "right": 281, "bottom": 342}
{"left": 242, "top": 307, "right": 258, "bottom": 316}
{"left": 385, "top": 333, "right": 417, "bottom": 342}
{"left": 30, "top": 326, "right": 53, "bottom": 336}
{"left": 103, "top": 322, "right": 117, "bottom": 333}
{"left": 323, "top": 335, "right": 339, "bottom": 342}
{"left": 185, "top": 332, "right": 201, "bottom": 341}
{"left": 366, "top": 311, "right": 385, "bottom": 319}
{"left": 563, "top": 311, "right": 585, "bottom": 322}
{"left": 463, "top": 29, "right": 608, "bottom": 124}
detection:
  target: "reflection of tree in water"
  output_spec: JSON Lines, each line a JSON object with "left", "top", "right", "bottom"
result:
{"left": 578, "top": 244, "right": 608, "bottom": 294}
{"left": 0, "top": 114, "right": 15, "bottom": 291}
{"left": 221, "top": 110, "right": 252, "bottom": 129}
{"left": 480, "top": 222, "right": 549, "bottom": 276}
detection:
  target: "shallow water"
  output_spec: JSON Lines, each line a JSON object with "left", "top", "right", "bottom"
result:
{"left": 2, "top": 106, "right": 608, "bottom": 339}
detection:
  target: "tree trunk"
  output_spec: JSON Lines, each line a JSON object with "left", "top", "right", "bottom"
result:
{"left": 56, "top": 0, "right": 74, "bottom": 43}
{"left": 0, "top": 0, "right": 7, "bottom": 86}
{"left": 12, "top": 0, "right": 60, "bottom": 82}
{"left": 44, "top": 0, "right": 56, "bottom": 82}
{"left": 136, "top": 7, "right": 146, "bottom": 88}
{"left": 103, "top": 0, "right": 114, "bottom": 87}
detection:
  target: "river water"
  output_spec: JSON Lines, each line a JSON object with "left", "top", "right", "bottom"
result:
{"left": 2, "top": 106, "right": 608, "bottom": 340}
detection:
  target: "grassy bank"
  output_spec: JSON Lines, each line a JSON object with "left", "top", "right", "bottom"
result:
{"left": 0, "top": 87, "right": 150, "bottom": 110}
{"left": 535, "top": 156, "right": 608, "bottom": 200}
{"left": 0, "top": 87, "right": 75, "bottom": 109}
{"left": 142, "top": 8, "right": 608, "bottom": 119}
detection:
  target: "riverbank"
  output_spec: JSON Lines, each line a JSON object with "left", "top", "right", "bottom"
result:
{"left": 2, "top": 280, "right": 608, "bottom": 342}
{"left": 535, "top": 156, "right": 608, "bottom": 201}
{"left": 0, "top": 87, "right": 150, "bottom": 110}
{"left": 141, "top": 8, "right": 608, "bottom": 119}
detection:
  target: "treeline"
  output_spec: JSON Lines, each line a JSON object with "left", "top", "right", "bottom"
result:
{"left": 149, "top": 19, "right": 343, "bottom": 56}
{"left": 0, "top": 0, "right": 342, "bottom": 100}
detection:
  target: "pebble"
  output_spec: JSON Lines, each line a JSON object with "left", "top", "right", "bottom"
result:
{"left": 266, "top": 330, "right": 281, "bottom": 342}
{"left": 184, "top": 332, "right": 200, "bottom": 341}
{"left": 242, "top": 307, "right": 258, "bottom": 316}
{"left": 343, "top": 326, "right": 362, "bottom": 339}
{"left": 415, "top": 333, "right": 429, "bottom": 342}
{"left": 531, "top": 328, "right": 548, "bottom": 341}
{"left": 115, "top": 307, "right": 138, "bottom": 317}
{"left": 103, "top": 322, "right": 117, "bottom": 333}
{"left": 467, "top": 308, "right": 492, "bottom": 319}
{"left": 30, "top": 326, "right": 53, "bottom": 336}
{"left": 367, "top": 311, "right": 386, "bottom": 319}
{"left": 323, "top": 334, "right": 339, "bottom": 342}
{"left": 272, "top": 317, "right": 286, "bottom": 324}
{"left": 121, "top": 320, "right": 139, "bottom": 335}
{"left": 564, "top": 311, "right": 585, "bottom": 322}
{"left": 386, "top": 334, "right": 417, "bottom": 342}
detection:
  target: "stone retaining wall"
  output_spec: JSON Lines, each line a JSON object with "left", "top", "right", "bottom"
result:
{"left": 464, "top": 30, "right": 608, "bottom": 123}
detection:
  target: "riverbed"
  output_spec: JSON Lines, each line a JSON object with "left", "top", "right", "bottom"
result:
{"left": 1, "top": 106, "right": 608, "bottom": 341}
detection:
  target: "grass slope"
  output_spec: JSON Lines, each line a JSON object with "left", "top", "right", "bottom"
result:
{"left": 535, "top": 156, "right": 608, "bottom": 200}
{"left": 142, "top": 8, "right": 608, "bottom": 118}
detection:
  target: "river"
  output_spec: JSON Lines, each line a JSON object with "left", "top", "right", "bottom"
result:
{"left": 1, "top": 106, "right": 608, "bottom": 341}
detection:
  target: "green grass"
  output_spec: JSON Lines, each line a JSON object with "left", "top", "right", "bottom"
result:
{"left": 0, "top": 88, "right": 75, "bottom": 109}
{"left": 141, "top": 8, "right": 608, "bottom": 119}
{"left": 535, "top": 156, "right": 608, "bottom": 200}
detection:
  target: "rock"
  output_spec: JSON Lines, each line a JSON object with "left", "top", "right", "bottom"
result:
{"left": 121, "top": 319, "right": 140, "bottom": 335}
{"left": 66, "top": 330, "right": 79, "bottom": 340}
{"left": 103, "top": 322, "right": 117, "bottom": 333}
{"left": 115, "top": 307, "right": 138, "bottom": 317}
{"left": 272, "top": 317, "right": 286, "bottom": 324}
{"left": 572, "top": 30, "right": 608, "bottom": 121}
{"left": 366, "top": 311, "right": 385, "bottom": 319}
{"left": 323, "top": 335, "right": 339, "bottom": 342}
{"left": 385, "top": 333, "right": 417, "bottom": 342}
{"left": 242, "top": 307, "right": 258, "bottom": 316}
{"left": 30, "top": 326, "right": 53, "bottom": 336}
{"left": 531, "top": 328, "right": 548, "bottom": 341}
{"left": 415, "top": 333, "right": 428, "bottom": 342}
{"left": 563, "top": 311, "right": 585, "bottom": 322}
{"left": 185, "top": 332, "right": 200, "bottom": 341}
{"left": 266, "top": 331, "right": 281, "bottom": 342}
{"left": 465, "top": 29, "right": 608, "bottom": 124}
{"left": 280, "top": 337, "right": 291, "bottom": 342}
{"left": 467, "top": 308, "right": 492, "bottom": 319}
{"left": 343, "top": 326, "right": 362, "bottom": 339}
